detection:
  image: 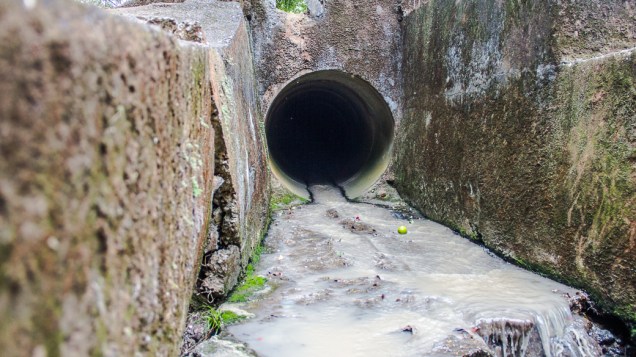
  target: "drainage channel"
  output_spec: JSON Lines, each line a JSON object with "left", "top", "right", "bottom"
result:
{"left": 190, "top": 185, "right": 619, "bottom": 357}
{"left": 183, "top": 71, "right": 629, "bottom": 356}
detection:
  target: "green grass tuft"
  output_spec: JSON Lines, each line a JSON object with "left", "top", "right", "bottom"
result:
{"left": 201, "top": 307, "right": 248, "bottom": 334}
{"left": 203, "top": 305, "right": 223, "bottom": 334}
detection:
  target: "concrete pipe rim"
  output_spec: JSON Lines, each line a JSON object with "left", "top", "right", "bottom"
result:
{"left": 265, "top": 70, "right": 394, "bottom": 199}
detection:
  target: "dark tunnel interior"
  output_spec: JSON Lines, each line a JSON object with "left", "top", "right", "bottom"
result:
{"left": 266, "top": 70, "right": 394, "bottom": 197}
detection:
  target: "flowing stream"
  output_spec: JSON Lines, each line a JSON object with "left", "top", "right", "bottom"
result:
{"left": 214, "top": 185, "right": 601, "bottom": 356}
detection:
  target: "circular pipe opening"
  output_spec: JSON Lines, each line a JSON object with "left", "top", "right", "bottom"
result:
{"left": 266, "top": 70, "right": 394, "bottom": 198}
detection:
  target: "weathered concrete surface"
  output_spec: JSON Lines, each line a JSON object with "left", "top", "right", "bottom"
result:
{"left": 395, "top": 0, "right": 636, "bottom": 335}
{"left": 113, "top": 0, "right": 245, "bottom": 48}
{"left": 245, "top": 0, "right": 404, "bottom": 118}
{"left": 113, "top": 0, "right": 270, "bottom": 302}
{"left": 0, "top": 1, "right": 214, "bottom": 355}
{"left": 92, "top": 0, "right": 185, "bottom": 9}
{"left": 120, "top": 0, "right": 185, "bottom": 7}
{"left": 554, "top": 0, "right": 636, "bottom": 61}
{"left": 0, "top": 0, "right": 268, "bottom": 356}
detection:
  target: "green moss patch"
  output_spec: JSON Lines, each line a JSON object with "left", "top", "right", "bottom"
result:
{"left": 227, "top": 237, "right": 268, "bottom": 303}
{"left": 220, "top": 310, "right": 246, "bottom": 325}
{"left": 227, "top": 271, "right": 267, "bottom": 303}
{"left": 269, "top": 191, "right": 309, "bottom": 211}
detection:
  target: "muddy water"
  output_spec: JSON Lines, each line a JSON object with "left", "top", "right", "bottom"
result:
{"left": 227, "top": 186, "right": 600, "bottom": 356}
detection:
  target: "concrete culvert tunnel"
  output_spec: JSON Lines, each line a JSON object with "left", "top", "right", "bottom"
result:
{"left": 266, "top": 70, "right": 394, "bottom": 198}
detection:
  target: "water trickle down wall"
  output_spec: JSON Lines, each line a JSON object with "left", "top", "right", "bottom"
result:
{"left": 0, "top": 0, "right": 269, "bottom": 355}
{"left": 395, "top": 0, "right": 636, "bottom": 341}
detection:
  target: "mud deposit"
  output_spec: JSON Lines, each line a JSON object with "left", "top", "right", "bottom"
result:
{"left": 217, "top": 186, "right": 603, "bottom": 356}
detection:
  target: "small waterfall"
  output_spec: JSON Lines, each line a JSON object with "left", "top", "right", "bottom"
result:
{"left": 476, "top": 305, "right": 601, "bottom": 357}
{"left": 557, "top": 318, "right": 603, "bottom": 356}
{"left": 476, "top": 318, "right": 535, "bottom": 357}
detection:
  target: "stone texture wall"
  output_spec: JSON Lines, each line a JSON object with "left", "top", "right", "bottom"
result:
{"left": 112, "top": 0, "right": 271, "bottom": 304}
{"left": 0, "top": 0, "right": 268, "bottom": 355}
{"left": 395, "top": 0, "right": 636, "bottom": 334}
{"left": 208, "top": 21, "right": 270, "bottom": 272}
{"left": 245, "top": 0, "right": 404, "bottom": 117}
{"left": 554, "top": 0, "right": 636, "bottom": 60}
{"left": 199, "top": 18, "right": 270, "bottom": 303}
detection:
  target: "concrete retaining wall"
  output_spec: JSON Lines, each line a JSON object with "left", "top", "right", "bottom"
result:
{"left": 245, "top": 0, "right": 404, "bottom": 119}
{"left": 0, "top": 0, "right": 268, "bottom": 355}
{"left": 395, "top": 0, "right": 636, "bottom": 332}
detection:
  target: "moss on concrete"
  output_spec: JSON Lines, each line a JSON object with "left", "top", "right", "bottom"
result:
{"left": 0, "top": 0, "right": 217, "bottom": 354}
{"left": 397, "top": 0, "right": 636, "bottom": 335}
{"left": 269, "top": 190, "right": 309, "bottom": 211}
{"left": 227, "top": 239, "right": 268, "bottom": 303}
{"left": 227, "top": 274, "right": 267, "bottom": 303}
